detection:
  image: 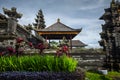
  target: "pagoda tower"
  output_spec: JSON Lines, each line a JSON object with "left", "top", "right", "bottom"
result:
{"left": 33, "top": 9, "right": 46, "bottom": 30}
{"left": 33, "top": 9, "right": 46, "bottom": 38}
{"left": 99, "top": 0, "right": 120, "bottom": 71}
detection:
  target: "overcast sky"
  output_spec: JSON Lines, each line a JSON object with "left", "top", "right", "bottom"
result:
{"left": 0, "top": 0, "right": 112, "bottom": 48}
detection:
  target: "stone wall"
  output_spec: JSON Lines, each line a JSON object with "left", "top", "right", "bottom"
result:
{"left": 71, "top": 53, "right": 105, "bottom": 70}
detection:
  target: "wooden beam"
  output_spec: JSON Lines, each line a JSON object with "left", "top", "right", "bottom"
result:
{"left": 38, "top": 31, "right": 79, "bottom": 35}
{"left": 70, "top": 36, "right": 72, "bottom": 51}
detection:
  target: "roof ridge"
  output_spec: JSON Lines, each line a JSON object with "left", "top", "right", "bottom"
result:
{"left": 58, "top": 21, "right": 76, "bottom": 30}
{"left": 37, "top": 20, "right": 81, "bottom": 32}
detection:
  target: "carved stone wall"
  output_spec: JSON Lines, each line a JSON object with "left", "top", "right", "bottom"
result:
{"left": 99, "top": 0, "right": 120, "bottom": 71}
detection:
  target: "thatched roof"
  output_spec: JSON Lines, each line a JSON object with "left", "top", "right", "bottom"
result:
{"left": 36, "top": 19, "right": 82, "bottom": 39}
{"left": 72, "top": 40, "right": 87, "bottom": 47}
{"left": 37, "top": 19, "right": 81, "bottom": 32}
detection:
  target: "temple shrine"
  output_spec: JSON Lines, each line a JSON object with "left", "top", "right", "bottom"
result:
{"left": 99, "top": 0, "right": 120, "bottom": 71}
{"left": 36, "top": 18, "right": 81, "bottom": 40}
{"left": 34, "top": 18, "right": 85, "bottom": 49}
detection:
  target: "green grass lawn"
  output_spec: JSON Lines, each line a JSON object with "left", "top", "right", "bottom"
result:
{"left": 86, "top": 71, "right": 120, "bottom": 80}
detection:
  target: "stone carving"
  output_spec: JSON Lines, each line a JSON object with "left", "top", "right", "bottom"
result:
{"left": 3, "top": 7, "right": 22, "bottom": 34}
{"left": 99, "top": 0, "right": 120, "bottom": 71}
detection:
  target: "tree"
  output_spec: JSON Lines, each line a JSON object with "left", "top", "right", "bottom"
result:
{"left": 50, "top": 41, "right": 59, "bottom": 49}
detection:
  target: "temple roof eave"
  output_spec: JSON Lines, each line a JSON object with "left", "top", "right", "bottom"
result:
{"left": 35, "top": 28, "right": 82, "bottom": 32}
{"left": 40, "top": 34, "right": 78, "bottom": 39}
{"left": 35, "top": 19, "right": 82, "bottom": 32}
{"left": 38, "top": 31, "right": 81, "bottom": 35}
{"left": 75, "top": 28, "right": 82, "bottom": 32}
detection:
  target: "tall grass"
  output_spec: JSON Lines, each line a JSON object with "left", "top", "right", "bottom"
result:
{"left": 0, "top": 55, "right": 78, "bottom": 72}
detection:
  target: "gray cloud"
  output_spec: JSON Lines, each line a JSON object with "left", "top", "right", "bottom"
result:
{"left": 0, "top": 0, "right": 112, "bottom": 48}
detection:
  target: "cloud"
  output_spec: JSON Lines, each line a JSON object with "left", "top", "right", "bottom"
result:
{"left": 19, "top": 13, "right": 36, "bottom": 25}
{"left": 0, "top": 0, "right": 111, "bottom": 48}
{"left": 77, "top": 0, "right": 104, "bottom": 10}
{"left": 43, "top": 14, "right": 103, "bottom": 48}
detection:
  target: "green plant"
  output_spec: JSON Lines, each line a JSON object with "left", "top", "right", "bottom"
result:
{"left": 106, "top": 71, "right": 120, "bottom": 80}
{"left": 86, "top": 72, "right": 102, "bottom": 80}
{"left": 50, "top": 41, "right": 59, "bottom": 49}
{"left": 0, "top": 55, "right": 78, "bottom": 72}
{"left": 85, "top": 71, "right": 120, "bottom": 80}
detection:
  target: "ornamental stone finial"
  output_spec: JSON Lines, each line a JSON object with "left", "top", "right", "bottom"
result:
{"left": 57, "top": 18, "right": 60, "bottom": 22}
{"left": 3, "top": 7, "right": 22, "bottom": 19}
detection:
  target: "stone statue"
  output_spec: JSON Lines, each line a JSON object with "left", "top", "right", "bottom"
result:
{"left": 2, "top": 7, "right": 22, "bottom": 34}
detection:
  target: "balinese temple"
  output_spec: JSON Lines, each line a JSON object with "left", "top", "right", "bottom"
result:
{"left": 0, "top": 7, "right": 44, "bottom": 49}
{"left": 34, "top": 18, "right": 85, "bottom": 49}
{"left": 37, "top": 19, "right": 81, "bottom": 39}
{"left": 99, "top": 0, "right": 120, "bottom": 71}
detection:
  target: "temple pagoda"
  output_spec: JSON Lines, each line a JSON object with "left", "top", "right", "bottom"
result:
{"left": 99, "top": 0, "right": 120, "bottom": 71}
{"left": 34, "top": 16, "right": 82, "bottom": 49}
{"left": 33, "top": 9, "right": 46, "bottom": 38}
{"left": 37, "top": 19, "right": 82, "bottom": 39}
